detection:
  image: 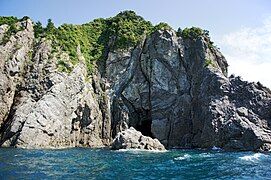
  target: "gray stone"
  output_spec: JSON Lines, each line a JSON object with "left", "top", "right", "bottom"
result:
{"left": 0, "top": 17, "right": 270, "bottom": 152}
{"left": 0, "top": 19, "right": 110, "bottom": 148}
{"left": 106, "top": 29, "right": 271, "bottom": 151}
{"left": 111, "top": 127, "right": 165, "bottom": 150}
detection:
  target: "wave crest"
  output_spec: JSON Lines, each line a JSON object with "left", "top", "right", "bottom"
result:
{"left": 116, "top": 148, "right": 167, "bottom": 153}
{"left": 174, "top": 154, "right": 191, "bottom": 160}
{"left": 239, "top": 153, "right": 267, "bottom": 162}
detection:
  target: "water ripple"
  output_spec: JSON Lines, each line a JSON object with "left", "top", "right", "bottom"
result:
{"left": 0, "top": 148, "right": 270, "bottom": 179}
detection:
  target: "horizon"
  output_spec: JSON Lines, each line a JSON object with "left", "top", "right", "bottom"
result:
{"left": 1, "top": 0, "right": 271, "bottom": 87}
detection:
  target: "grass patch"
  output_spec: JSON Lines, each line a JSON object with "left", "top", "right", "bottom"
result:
{"left": 57, "top": 60, "right": 72, "bottom": 73}
{"left": 1, "top": 12, "right": 216, "bottom": 76}
{"left": 34, "top": 11, "right": 156, "bottom": 75}
{"left": 204, "top": 58, "right": 215, "bottom": 67}
{"left": 0, "top": 16, "right": 29, "bottom": 45}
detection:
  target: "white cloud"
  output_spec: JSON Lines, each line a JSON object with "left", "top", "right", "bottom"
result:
{"left": 216, "top": 16, "right": 271, "bottom": 88}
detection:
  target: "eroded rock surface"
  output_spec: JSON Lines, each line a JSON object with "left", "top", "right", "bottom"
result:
{"left": 111, "top": 127, "right": 165, "bottom": 150}
{"left": 106, "top": 29, "right": 271, "bottom": 151}
{"left": 0, "top": 17, "right": 270, "bottom": 151}
{"left": 0, "top": 19, "right": 111, "bottom": 148}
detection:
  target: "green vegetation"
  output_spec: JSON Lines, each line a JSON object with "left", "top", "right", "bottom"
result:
{"left": 176, "top": 28, "right": 182, "bottom": 37}
{"left": 153, "top": 22, "right": 172, "bottom": 31}
{"left": 31, "top": 12, "right": 217, "bottom": 75}
{"left": 181, "top": 27, "right": 211, "bottom": 40}
{"left": 21, "top": 16, "right": 30, "bottom": 21}
{"left": 1, "top": 27, "right": 17, "bottom": 45}
{"left": 1, "top": 11, "right": 216, "bottom": 76}
{"left": 33, "top": 21, "right": 44, "bottom": 38}
{"left": 57, "top": 60, "right": 72, "bottom": 73}
{"left": 207, "top": 41, "right": 214, "bottom": 49}
{"left": 53, "top": 20, "right": 107, "bottom": 74}
{"left": 0, "top": 16, "right": 22, "bottom": 45}
{"left": 181, "top": 27, "right": 205, "bottom": 39}
{"left": 33, "top": 11, "right": 155, "bottom": 74}
{"left": 0, "top": 16, "right": 19, "bottom": 26}
{"left": 106, "top": 11, "right": 153, "bottom": 49}
{"left": 181, "top": 27, "right": 217, "bottom": 50}
{"left": 45, "top": 19, "right": 56, "bottom": 35}
{"left": 204, "top": 58, "right": 215, "bottom": 67}
{"left": 0, "top": 16, "right": 32, "bottom": 45}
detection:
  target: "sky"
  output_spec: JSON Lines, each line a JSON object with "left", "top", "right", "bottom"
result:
{"left": 1, "top": 0, "right": 271, "bottom": 87}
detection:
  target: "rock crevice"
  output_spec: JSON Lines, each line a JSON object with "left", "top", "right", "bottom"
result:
{"left": 0, "top": 18, "right": 270, "bottom": 151}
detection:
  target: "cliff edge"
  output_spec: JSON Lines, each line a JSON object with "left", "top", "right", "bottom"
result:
{"left": 0, "top": 12, "right": 270, "bottom": 151}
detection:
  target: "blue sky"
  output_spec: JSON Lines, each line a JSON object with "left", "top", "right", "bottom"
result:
{"left": 1, "top": 0, "right": 271, "bottom": 87}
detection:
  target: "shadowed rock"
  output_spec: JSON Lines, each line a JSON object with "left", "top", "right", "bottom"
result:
{"left": 0, "top": 15, "right": 270, "bottom": 151}
{"left": 111, "top": 127, "right": 165, "bottom": 151}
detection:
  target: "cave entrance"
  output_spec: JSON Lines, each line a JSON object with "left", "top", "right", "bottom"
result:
{"left": 134, "top": 109, "right": 154, "bottom": 138}
{"left": 136, "top": 120, "right": 154, "bottom": 138}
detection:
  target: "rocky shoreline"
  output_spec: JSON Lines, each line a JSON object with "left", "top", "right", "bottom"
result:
{"left": 112, "top": 127, "right": 165, "bottom": 151}
{"left": 0, "top": 12, "right": 270, "bottom": 151}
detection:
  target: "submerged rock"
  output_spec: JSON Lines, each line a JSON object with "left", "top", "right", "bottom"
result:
{"left": 111, "top": 127, "right": 165, "bottom": 151}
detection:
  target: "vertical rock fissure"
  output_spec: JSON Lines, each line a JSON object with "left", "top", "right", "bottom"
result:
{"left": 0, "top": 90, "right": 22, "bottom": 146}
{"left": 136, "top": 37, "right": 154, "bottom": 138}
{"left": 187, "top": 42, "right": 207, "bottom": 147}
{"left": 166, "top": 116, "right": 172, "bottom": 147}
{"left": 0, "top": 41, "right": 34, "bottom": 146}
{"left": 110, "top": 37, "right": 149, "bottom": 138}
{"left": 120, "top": 94, "right": 140, "bottom": 124}
{"left": 149, "top": 49, "right": 153, "bottom": 136}
{"left": 178, "top": 47, "right": 194, "bottom": 147}
{"left": 100, "top": 92, "right": 110, "bottom": 140}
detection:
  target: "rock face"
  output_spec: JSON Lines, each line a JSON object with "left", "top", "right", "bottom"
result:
{"left": 111, "top": 127, "right": 165, "bottom": 150}
{"left": 0, "top": 16, "right": 271, "bottom": 151}
{"left": 0, "top": 19, "right": 111, "bottom": 148}
{"left": 106, "top": 29, "right": 271, "bottom": 151}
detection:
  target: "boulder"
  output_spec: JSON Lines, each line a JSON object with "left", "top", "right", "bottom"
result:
{"left": 0, "top": 14, "right": 270, "bottom": 151}
{"left": 111, "top": 127, "right": 165, "bottom": 151}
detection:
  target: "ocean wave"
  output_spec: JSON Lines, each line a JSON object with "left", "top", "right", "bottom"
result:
{"left": 239, "top": 153, "right": 267, "bottom": 162}
{"left": 174, "top": 154, "right": 191, "bottom": 160}
{"left": 116, "top": 148, "right": 167, "bottom": 153}
{"left": 211, "top": 146, "right": 222, "bottom": 151}
{"left": 198, "top": 153, "right": 213, "bottom": 158}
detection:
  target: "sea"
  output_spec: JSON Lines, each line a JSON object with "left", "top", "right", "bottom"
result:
{"left": 0, "top": 147, "right": 270, "bottom": 179}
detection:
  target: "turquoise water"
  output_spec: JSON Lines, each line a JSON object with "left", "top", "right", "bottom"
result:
{"left": 0, "top": 148, "right": 270, "bottom": 179}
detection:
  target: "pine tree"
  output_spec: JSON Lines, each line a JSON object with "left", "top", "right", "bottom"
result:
{"left": 34, "top": 21, "right": 44, "bottom": 38}
{"left": 46, "top": 19, "right": 55, "bottom": 34}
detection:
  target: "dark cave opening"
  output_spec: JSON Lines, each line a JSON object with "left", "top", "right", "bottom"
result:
{"left": 113, "top": 96, "right": 155, "bottom": 138}
{"left": 135, "top": 120, "right": 154, "bottom": 138}
{"left": 132, "top": 108, "right": 154, "bottom": 138}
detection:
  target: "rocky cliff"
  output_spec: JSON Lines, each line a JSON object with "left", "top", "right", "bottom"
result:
{"left": 0, "top": 12, "right": 270, "bottom": 151}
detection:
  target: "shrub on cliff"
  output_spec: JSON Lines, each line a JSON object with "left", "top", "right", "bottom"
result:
{"left": 181, "top": 27, "right": 204, "bottom": 39}
{"left": 33, "top": 21, "right": 44, "bottom": 38}
{"left": 28, "top": 11, "right": 217, "bottom": 76}
{"left": 40, "top": 11, "right": 154, "bottom": 75}
{"left": 153, "top": 22, "right": 172, "bottom": 31}
{"left": 106, "top": 10, "right": 153, "bottom": 49}
{"left": 0, "top": 17, "right": 22, "bottom": 45}
{"left": 0, "top": 12, "right": 218, "bottom": 76}
{"left": 0, "top": 16, "right": 19, "bottom": 26}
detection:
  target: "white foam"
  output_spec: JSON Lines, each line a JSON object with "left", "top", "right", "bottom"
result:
{"left": 116, "top": 148, "right": 167, "bottom": 153}
{"left": 198, "top": 153, "right": 213, "bottom": 158}
{"left": 211, "top": 146, "right": 222, "bottom": 151}
{"left": 239, "top": 153, "right": 266, "bottom": 162}
{"left": 174, "top": 154, "right": 191, "bottom": 160}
